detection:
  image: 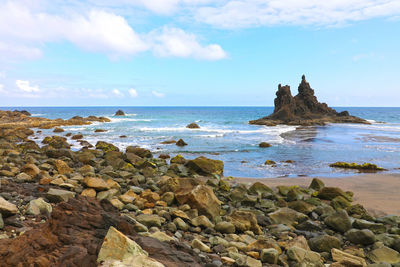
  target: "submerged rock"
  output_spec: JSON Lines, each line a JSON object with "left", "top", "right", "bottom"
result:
{"left": 176, "top": 139, "right": 188, "bottom": 147}
{"left": 249, "top": 75, "right": 368, "bottom": 126}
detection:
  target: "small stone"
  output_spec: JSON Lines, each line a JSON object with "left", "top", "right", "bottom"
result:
{"left": 368, "top": 246, "right": 400, "bottom": 264}
{"left": 15, "top": 172, "right": 33, "bottom": 183}
{"left": 0, "top": 196, "right": 18, "bottom": 216}
{"left": 81, "top": 188, "right": 97, "bottom": 198}
{"left": 21, "top": 163, "right": 40, "bottom": 177}
{"left": 26, "top": 198, "right": 52, "bottom": 215}
{"left": 260, "top": 248, "right": 279, "bottom": 264}
{"left": 191, "top": 215, "right": 214, "bottom": 228}
{"left": 308, "top": 235, "right": 341, "bottom": 253}
{"left": 269, "top": 207, "right": 308, "bottom": 226}
{"left": 97, "top": 226, "right": 148, "bottom": 263}
{"left": 345, "top": 229, "right": 376, "bottom": 245}
{"left": 149, "top": 231, "right": 175, "bottom": 242}
{"left": 54, "top": 159, "right": 72, "bottom": 175}
{"left": 324, "top": 210, "right": 352, "bottom": 233}
{"left": 173, "top": 217, "right": 189, "bottom": 231}
{"left": 160, "top": 192, "right": 175, "bottom": 205}
{"left": 215, "top": 221, "right": 236, "bottom": 234}
{"left": 46, "top": 188, "right": 76, "bottom": 203}
{"left": 192, "top": 239, "right": 211, "bottom": 252}
{"left": 331, "top": 248, "right": 367, "bottom": 267}
{"left": 136, "top": 214, "right": 163, "bottom": 228}
{"left": 83, "top": 177, "right": 110, "bottom": 191}
{"left": 109, "top": 198, "right": 124, "bottom": 210}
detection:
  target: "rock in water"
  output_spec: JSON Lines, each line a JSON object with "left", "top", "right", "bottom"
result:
{"left": 176, "top": 139, "right": 188, "bottom": 146}
{"left": 186, "top": 123, "right": 200, "bottom": 129}
{"left": 249, "top": 75, "right": 368, "bottom": 126}
{"left": 114, "top": 110, "right": 125, "bottom": 116}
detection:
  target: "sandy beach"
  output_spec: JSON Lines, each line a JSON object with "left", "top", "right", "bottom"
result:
{"left": 235, "top": 173, "right": 400, "bottom": 216}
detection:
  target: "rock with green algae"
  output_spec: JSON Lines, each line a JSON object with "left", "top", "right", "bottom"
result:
{"left": 186, "top": 156, "right": 224, "bottom": 176}
{"left": 330, "top": 161, "right": 384, "bottom": 171}
{"left": 96, "top": 141, "right": 119, "bottom": 153}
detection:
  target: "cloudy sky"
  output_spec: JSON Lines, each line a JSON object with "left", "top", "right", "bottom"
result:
{"left": 0, "top": 0, "right": 399, "bottom": 106}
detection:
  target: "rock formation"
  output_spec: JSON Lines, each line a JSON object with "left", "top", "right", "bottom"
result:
{"left": 249, "top": 75, "right": 368, "bottom": 126}
{"left": 115, "top": 110, "right": 125, "bottom": 116}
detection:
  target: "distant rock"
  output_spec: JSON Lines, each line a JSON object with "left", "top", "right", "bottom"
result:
{"left": 259, "top": 142, "right": 271, "bottom": 148}
{"left": 186, "top": 123, "right": 200, "bottom": 129}
{"left": 115, "top": 110, "right": 125, "bottom": 116}
{"left": 249, "top": 75, "right": 369, "bottom": 126}
{"left": 176, "top": 139, "right": 188, "bottom": 147}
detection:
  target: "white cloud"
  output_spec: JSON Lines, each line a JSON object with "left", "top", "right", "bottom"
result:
{"left": 353, "top": 53, "right": 375, "bottom": 62}
{"left": 16, "top": 80, "right": 40, "bottom": 93}
{"left": 0, "top": 1, "right": 226, "bottom": 61}
{"left": 0, "top": 84, "right": 5, "bottom": 93}
{"left": 152, "top": 90, "right": 165, "bottom": 98}
{"left": 129, "top": 88, "right": 138, "bottom": 97}
{"left": 195, "top": 0, "right": 400, "bottom": 28}
{"left": 150, "top": 27, "right": 227, "bottom": 60}
{"left": 112, "top": 89, "right": 124, "bottom": 97}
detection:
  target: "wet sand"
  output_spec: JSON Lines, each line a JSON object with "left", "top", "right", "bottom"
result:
{"left": 234, "top": 173, "right": 400, "bottom": 216}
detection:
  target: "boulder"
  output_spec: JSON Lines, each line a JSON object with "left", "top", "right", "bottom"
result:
{"left": 96, "top": 141, "right": 119, "bottom": 153}
{"left": 331, "top": 248, "right": 367, "bottom": 267}
{"left": 186, "top": 156, "right": 224, "bottom": 176}
{"left": 269, "top": 207, "right": 308, "bottom": 226}
{"left": 368, "top": 246, "right": 400, "bottom": 264}
{"left": 309, "top": 178, "right": 325, "bottom": 191}
{"left": 287, "top": 246, "right": 323, "bottom": 266}
{"left": 248, "top": 182, "right": 274, "bottom": 196}
{"left": 0, "top": 196, "right": 18, "bottom": 216}
{"left": 21, "top": 163, "right": 40, "bottom": 177}
{"left": 26, "top": 198, "right": 52, "bottom": 215}
{"left": 324, "top": 210, "right": 352, "bottom": 233}
{"left": 345, "top": 229, "right": 376, "bottom": 245}
{"left": 46, "top": 188, "right": 76, "bottom": 203}
{"left": 215, "top": 221, "right": 236, "bottom": 234}
{"left": 175, "top": 185, "right": 221, "bottom": 219}
{"left": 54, "top": 159, "right": 72, "bottom": 175}
{"left": 97, "top": 226, "right": 147, "bottom": 263}
{"left": 308, "top": 235, "right": 341, "bottom": 253}
{"left": 83, "top": 177, "right": 110, "bottom": 191}
{"left": 227, "top": 210, "right": 262, "bottom": 234}
{"left": 126, "top": 146, "right": 152, "bottom": 158}
{"left": 318, "top": 187, "right": 352, "bottom": 201}
{"left": 260, "top": 248, "right": 279, "bottom": 264}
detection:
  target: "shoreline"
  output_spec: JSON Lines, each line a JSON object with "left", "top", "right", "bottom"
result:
{"left": 234, "top": 173, "right": 400, "bottom": 216}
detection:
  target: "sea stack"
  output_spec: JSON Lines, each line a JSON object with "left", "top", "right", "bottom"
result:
{"left": 249, "top": 75, "right": 369, "bottom": 126}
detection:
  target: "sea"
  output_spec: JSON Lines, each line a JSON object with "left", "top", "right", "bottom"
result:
{"left": 3, "top": 106, "right": 400, "bottom": 178}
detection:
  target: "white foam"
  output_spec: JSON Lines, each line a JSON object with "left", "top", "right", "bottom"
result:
{"left": 108, "top": 117, "right": 153, "bottom": 123}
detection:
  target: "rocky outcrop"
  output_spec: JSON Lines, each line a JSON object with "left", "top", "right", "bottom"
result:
{"left": 249, "top": 75, "right": 369, "bottom": 126}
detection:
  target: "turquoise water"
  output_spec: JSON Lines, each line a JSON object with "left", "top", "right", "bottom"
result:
{"left": 3, "top": 106, "right": 400, "bottom": 178}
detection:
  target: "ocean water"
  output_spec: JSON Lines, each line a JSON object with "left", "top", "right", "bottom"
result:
{"left": 3, "top": 106, "right": 400, "bottom": 178}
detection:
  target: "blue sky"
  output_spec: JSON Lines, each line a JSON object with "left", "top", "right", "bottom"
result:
{"left": 0, "top": 0, "right": 399, "bottom": 106}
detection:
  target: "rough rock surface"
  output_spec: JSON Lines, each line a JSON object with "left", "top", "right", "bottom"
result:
{"left": 249, "top": 75, "right": 368, "bottom": 126}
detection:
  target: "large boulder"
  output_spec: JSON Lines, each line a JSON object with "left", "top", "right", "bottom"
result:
{"left": 324, "top": 210, "right": 352, "bottom": 233}
{"left": 368, "top": 246, "right": 400, "bottom": 264}
{"left": 345, "top": 229, "right": 376, "bottom": 245}
{"left": 308, "top": 235, "right": 341, "bottom": 253}
{"left": 96, "top": 141, "right": 119, "bottom": 153}
{"left": 175, "top": 185, "right": 221, "bottom": 219}
{"left": 186, "top": 156, "right": 224, "bottom": 176}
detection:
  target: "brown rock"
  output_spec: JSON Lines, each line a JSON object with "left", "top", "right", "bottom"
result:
{"left": 83, "top": 177, "right": 110, "bottom": 191}
{"left": 176, "top": 139, "right": 187, "bottom": 147}
{"left": 21, "top": 163, "right": 40, "bottom": 177}
{"left": 54, "top": 159, "right": 72, "bottom": 175}
{"left": 175, "top": 185, "right": 221, "bottom": 219}
{"left": 227, "top": 210, "right": 262, "bottom": 234}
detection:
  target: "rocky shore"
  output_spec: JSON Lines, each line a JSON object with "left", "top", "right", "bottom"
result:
{"left": 1, "top": 110, "right": 400, "bottom": 266}
{"left": 249, "top": 76, "right": 369, "bottom": 126}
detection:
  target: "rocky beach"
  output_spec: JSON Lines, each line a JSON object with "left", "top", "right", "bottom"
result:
{"left": 0, "top": 110, "right": 400, "bottom": 267}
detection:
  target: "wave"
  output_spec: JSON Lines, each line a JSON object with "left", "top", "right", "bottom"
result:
{"left": 108, "top": 117, "right": 153, "bottom": 123}
{"left": 137, "top": 125, "right": 297, "bottom": 135}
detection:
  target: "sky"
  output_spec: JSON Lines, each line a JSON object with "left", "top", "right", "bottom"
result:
{"left": 0, "top": 0, "right": 399, "bottom": 107}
